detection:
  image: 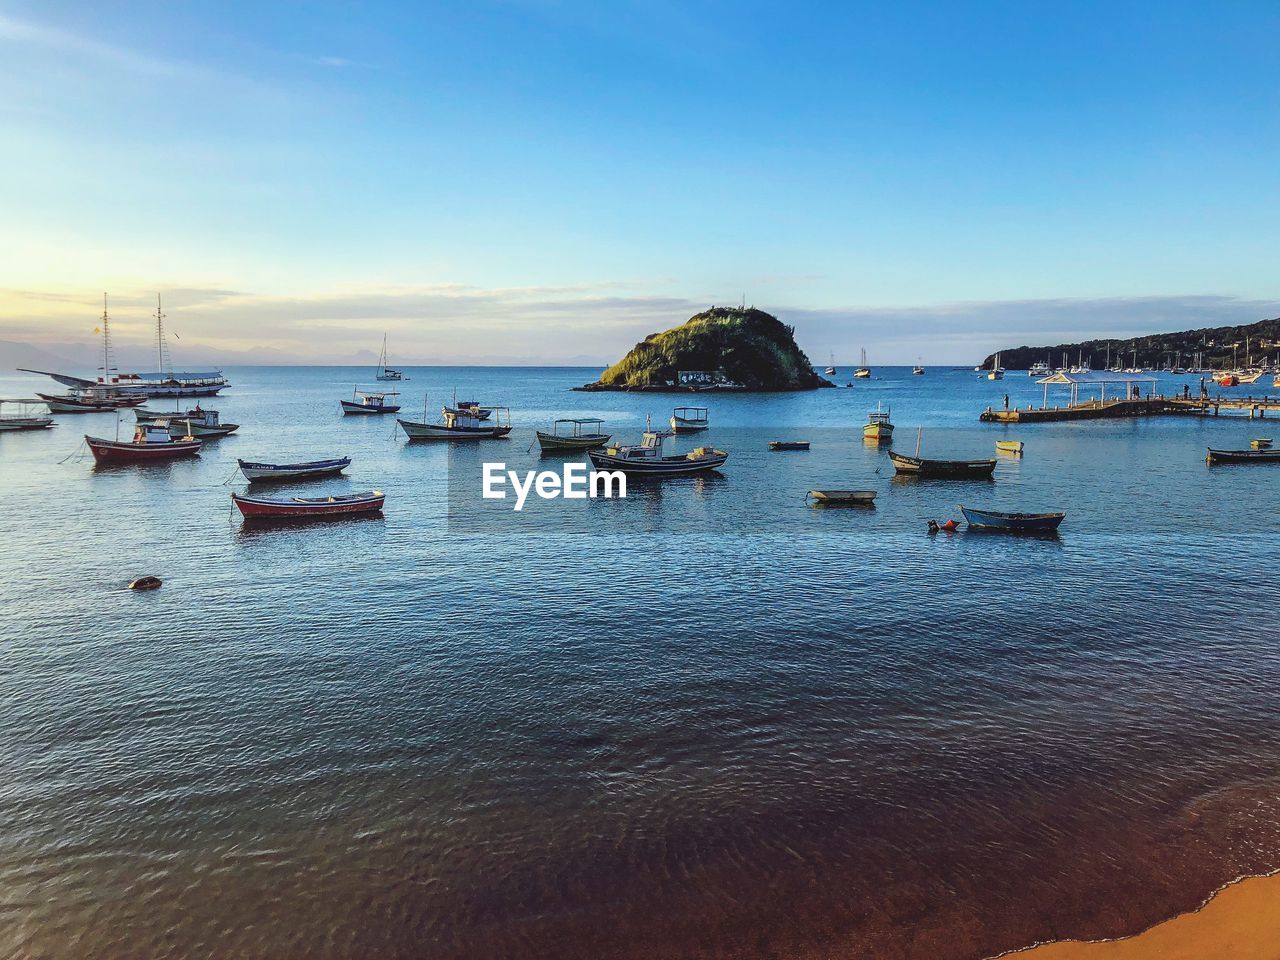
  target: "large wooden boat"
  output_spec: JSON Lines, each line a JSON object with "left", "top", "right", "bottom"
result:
{"left": 398, "top": 406, "right": 511, "bottom": 440}
{"left": 0, "top": 399, "right": 53, "bottom": 431}
{"left": 85, "top": 423, "right": 202, "bottom": 463}
{"left": 536, "top": 418, "right": 610, "bottom": 451}
{"left": 36, "top": 390, "right": 147, "bottom": 412}
{"left": 853, "top": 347, "right": 871, "bottom": 379}
{"left": 960, "top": 505, "right": 1065, "bottom": 532}
{"left": 1206, "top": 447, "right": 1280, "bottom": 464}
{"left": 670, "top": 406, "right": 709, "bottom": 433}
{"left": 863, "top": 402, "right": 893, "bottom": 441}
{"left": 588, "top": 427, "right": 727, "bottom": 475}
{"left": 340, "top": 388, "right": 401, "bottom": 415}
{"left": 238, "top": 457, "right": 352, "bottom": 482}
{"left": 232, "top": 490, "right": 385, "bottom": 519}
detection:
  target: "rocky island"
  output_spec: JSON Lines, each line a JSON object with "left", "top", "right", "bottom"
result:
{"left": 577, "top": 306, "right": 833, "bottom": 392}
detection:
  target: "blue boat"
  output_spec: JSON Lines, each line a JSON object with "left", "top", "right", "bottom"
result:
{"left": 959, "top": 505, "right": 1065, "bottom": 533}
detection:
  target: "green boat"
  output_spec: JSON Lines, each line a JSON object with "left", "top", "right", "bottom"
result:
{"left": 536, "top": 418, "right": 611, "bottom": 452}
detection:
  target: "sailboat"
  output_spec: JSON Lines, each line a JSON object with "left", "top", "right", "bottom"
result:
{"left": 375, "top": 334, "right": 406, "bottom": 381}
{"left": 854, "top": 347, "right": 871, "bottom": 379}
{"left": 912, "top": 356, "right": 925, "bottom": 376}
{"left": 987, "top": 352, "right": 1005, "bottom": 380}
{"left": 825, "top": 352, "right": 837, "bottom": 375}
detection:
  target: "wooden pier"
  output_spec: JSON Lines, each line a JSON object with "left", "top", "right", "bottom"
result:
{"left": 982, "top": 394, "right": 1280, "bottom": 423}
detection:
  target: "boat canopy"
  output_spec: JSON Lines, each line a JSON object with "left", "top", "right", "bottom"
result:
{"left": 123, "top": 370, "right": 224, "bottom": 382}
{"left": 555, "top": 417, "right": 604, "bottom": 425}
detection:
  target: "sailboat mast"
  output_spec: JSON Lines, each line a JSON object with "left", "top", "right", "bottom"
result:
{"left": 155, "top": 293, "right": 166, "bottom": 375}
{"left": 101, "top": 292, "right": 111, "bottom": 383}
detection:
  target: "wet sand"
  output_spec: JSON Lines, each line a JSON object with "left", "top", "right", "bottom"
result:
{"left": 1001, "top": 873, "right": 1280, "bottom": 960}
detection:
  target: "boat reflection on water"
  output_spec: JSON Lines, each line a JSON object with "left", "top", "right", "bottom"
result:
{"left": 232, "top": 510, "right": 387, "bottom": 541}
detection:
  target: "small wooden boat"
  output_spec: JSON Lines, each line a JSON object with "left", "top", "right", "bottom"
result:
{"left": 863, "top": 402, "right": 893, "bottom": 441}
{"left": 1206, "top": 447, "right": 1280, "bottom": 464}
{"left": 670, "top": 406, "right": 709, "bottom": 433}
{"left": 0, "top": 398, "right": 53, "bottom": 431}
{"left": 128, "top": 576, "right": 162, "bottom": 591}
{"left": 537, "top": 418, "right": 610, "bottom": 451}
{"left": 340, "top": 388, "right": 401, "bottom": 415}
{"left": 808, "top": 489, "right": 876, "bottom": 505}
{"left": 399, "top": 405, "right": 512, "bottom": 440}
{"left": 769, "top": 440, "right": 810, "bottom": 451}
{"left": 86, "top": 423, "right": 202, "bottom": 463}
{"left": 960, "top": 505, "right": 1065, "bottom": 532}
{"left": 891, "top": 451, "right": 996, "bottom": 478}
{"left": 232, "top": 490, "right": 385, "bottom": 519}
{"left": 1250, "top": 438, "right": 1273, "bottom": 449}
{"left": 238, "top": 457, "right": 351, "bottom": 482}
{"left": 139, "top": 406, "right": 238, "bottom": 437}
{"left": 995, "top": 440, "right": 1024, "bottom": 455}
{"left": 588, "top": 426, "right": 727, "bottom": 475}
{"left": 890, "top": 427, "right": 996, "bottom": 478}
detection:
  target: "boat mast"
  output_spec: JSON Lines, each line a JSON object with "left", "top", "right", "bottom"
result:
{"left": 915, "top": 425, "right": 922, "bottom": 458}
{"left": 154, "top": 293, "right": 171, "bottom": 377}
{"left": 100, "top": 292, "right": 112, "bottom": 384}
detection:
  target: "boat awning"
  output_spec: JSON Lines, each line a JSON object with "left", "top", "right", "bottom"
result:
{"left": 1035, "top": 371, "right": 1158, "bottom": 385}
{"left": 123, "top": 371, "right": 224, "bottom": 381}
{"left": 556, "top": 417, "right": 604, "bottom": 424}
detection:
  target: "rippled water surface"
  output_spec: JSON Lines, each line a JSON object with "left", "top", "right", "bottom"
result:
{"left": 2, "top": 366, "right": 1279, "bottom": 960}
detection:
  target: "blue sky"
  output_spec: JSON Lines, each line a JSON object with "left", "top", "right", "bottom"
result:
{"left": 0, "top": 1, "right": 1277, "bottom": 364}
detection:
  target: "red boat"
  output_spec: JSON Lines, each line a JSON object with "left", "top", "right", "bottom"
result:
{"left": 231, "top": 490, "right": 386, "bottom": 519}
{"left": 86, "top": 423, "right": 202, "bottom": 463}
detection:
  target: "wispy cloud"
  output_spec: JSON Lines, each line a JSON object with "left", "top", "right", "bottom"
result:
{"left": 1, "top": 286, "right": 1275, "bottom": 366}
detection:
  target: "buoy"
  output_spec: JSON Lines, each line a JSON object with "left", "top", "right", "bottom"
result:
{"left": 940, "top": 519, "right": 959, "bottom": 532}
{"left": 128, "top": 576, "right": 162, "bottom": 591}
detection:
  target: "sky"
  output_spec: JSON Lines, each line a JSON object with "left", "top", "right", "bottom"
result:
{"left": 0, "top": 0, "right": 1277, "bottom": 366}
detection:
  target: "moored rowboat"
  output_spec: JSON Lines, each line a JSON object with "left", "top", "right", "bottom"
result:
{"left": 889, "top": 451, "right": 996, "bottom": 478}
{"left": 995, "top": 440, "right": 1024, "bottom": 455}
{"left": 86, "top": 423, "right": 202, "bottom": 463}
{"left": 536, "top": 418, "right": 610, "bottom": 451}
{"left": 808, "top": 489, "right": 876, "bottom": 504}
{"left": 769, "top": 440, "right": 810, "bottom": 451}
{"left": 231, "top": 490, "right": 385, "bottom": 519}
{"left": 238, "top": 457, "right": 351, "bottom": 482}
{"left": 1206, "top": 447, "right": 1280, "bottom": 464}
{"left": 959, "top": 505, "right": 1065, "bottom": 532}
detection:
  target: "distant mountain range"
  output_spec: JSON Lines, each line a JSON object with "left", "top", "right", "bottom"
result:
{"left": 984, "top": 316, "right": 1280, "bottom": 370}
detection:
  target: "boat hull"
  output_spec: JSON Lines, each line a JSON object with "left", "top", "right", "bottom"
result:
{"left": 809, "top": 489, "right": 876, "bottom": 504}
{"left": 0, "top": 418, "right": 53, "bottom": 431}
{"left": 536, "top": 431, "right": 610, "bottom": 451}
{"left": 960, "top": 506, "right": 1064, "bottom": 531}
{"left": 38, "top": 392, "right": 146, "bottom": 412}
{"left": 769, "top": 441, "right": 810, "bottom": 451}
{"left": 1206, "top": 447, "right": 1280, "bottom": 464}
{"left": 398, "top": 419, "right": 511, "bottom": 440}
{"left": 341, "top": 400, "right": 401, "bottom": 415}
{"left": 86, "top": 435, "right": 202, "bottom": 462}
{"left": 588, "top": 450, "right": 727, "bottom": 475}
{"left": 232, "top": 491, "right": 385, "bottom": 519}
{"left": 889, "top": 452, "right": 996, "bottom": 478}
{"left": 995, "top": 440, "right": 1024, "bottom": 454}
{"left": 238, "top": 457, "right": 351, "bottom": 481}
{"left": 669, "top": 420, "right": 708, "bottom": 434}
{"left": 863, "top": 423, "right": 893, "bottom": 440}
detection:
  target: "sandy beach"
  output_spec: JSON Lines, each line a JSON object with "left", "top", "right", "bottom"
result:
{"left": 1002, "top": 873, "right": 1280, "bottom": 960}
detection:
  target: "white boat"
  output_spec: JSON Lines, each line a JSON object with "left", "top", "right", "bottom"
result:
{"left": 238, "top": 456, "right": 351, "bottom": 482}
{"left": 670, "top": 406, "right": 709, "bottom": 433}
{"left": 1029, "top": 360, "right": 1052, "bottom": 377}
{"left": 807, "top": 489, "right": 876, "bottom": 504}
{"left": 824, "top": 352, "right": 836, "bottom": 375}
{"left": 136, "top": 405, "right": 238, "bottom": 437}
{"left": 912, "top": 357, "right": 924, "bottom": 375}
{"left": 0, "top": 398, "right": 53, "bottom": 431}
{"left": 340, "top": 388, "right": 401, "bottom": 415}
{"left": 987, "top": 352, "right": 1005, "bottom": 380}
{"left": 375, "top": 334, "right": 406, "bottom": 381}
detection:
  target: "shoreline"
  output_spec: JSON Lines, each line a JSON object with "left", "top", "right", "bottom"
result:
{"left": 993, "top": 871, "right": 1280, "bottom": 960}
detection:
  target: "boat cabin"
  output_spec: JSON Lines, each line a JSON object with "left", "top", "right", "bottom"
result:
{"left": 551, "top": 417, "right": 606, "bottom": 439}
{"left": 672, "top": 407, "right": 708, "bottom": 425}
{"left": 441, "top": 406, "right": 510, "bottom": 431}
{"left": 134, "top": 423, "right": 179, "bottom": 444}
{"left": 604, "top": 430, "right": 670, "bottom": 461}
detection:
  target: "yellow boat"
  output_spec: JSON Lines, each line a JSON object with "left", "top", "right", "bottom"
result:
{"left": 995, "top": 440, "right": 1024, "bottom": 455}
{"left": 862, "top": 402, "right": 893, "bottom": 441}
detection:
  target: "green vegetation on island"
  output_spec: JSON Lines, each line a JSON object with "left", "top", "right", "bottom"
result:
{"left": 579, "top": 307, "right": 833, "bottom": 392}
{"left": 985, "top": 316, "right": 1280, "bottom": 370}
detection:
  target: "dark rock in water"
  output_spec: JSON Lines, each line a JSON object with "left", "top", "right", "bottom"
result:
{"left": 128, "top": 576, "right": 162, "bottom": 591}
{"left": 578, "top": 306, "right": 835, "bottom": 392}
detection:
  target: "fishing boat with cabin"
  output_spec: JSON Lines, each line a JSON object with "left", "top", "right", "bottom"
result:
{"left": 231, "top": 490, "right": 385, "bottom": 519}
{"left": 536, "top": 418, "right": 611, "bottom": 451}
{"left": 398, "top": 401, "right": 512, "bottom": 439}
{"left": 136, "top": 406, "right": 239, "bottom": 438}
{"left": 238, "top": 457, "right": 352, "bottom": 482}
{"left": 863, "top": 402, "right": 893, "bottom": 441}
{"left": 670, "top": 406, "right": 709, "bottom": 433}
{"left": 959, "top": 505, "right": 1065, "bottom": 533}
{"left": 588, "top": 422, "right": 727, "bottom": 475}
{"left": 340, "top": 388, "right": 401, "bottom": 415}
{"left": 85, "top": 422, "right": 202, "bottom": 463}
{"left": 0, "top": 399, "right": 54, "bottom": 431}
{"left": 889, "top": 427, "right": 997, "bottom": 478}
